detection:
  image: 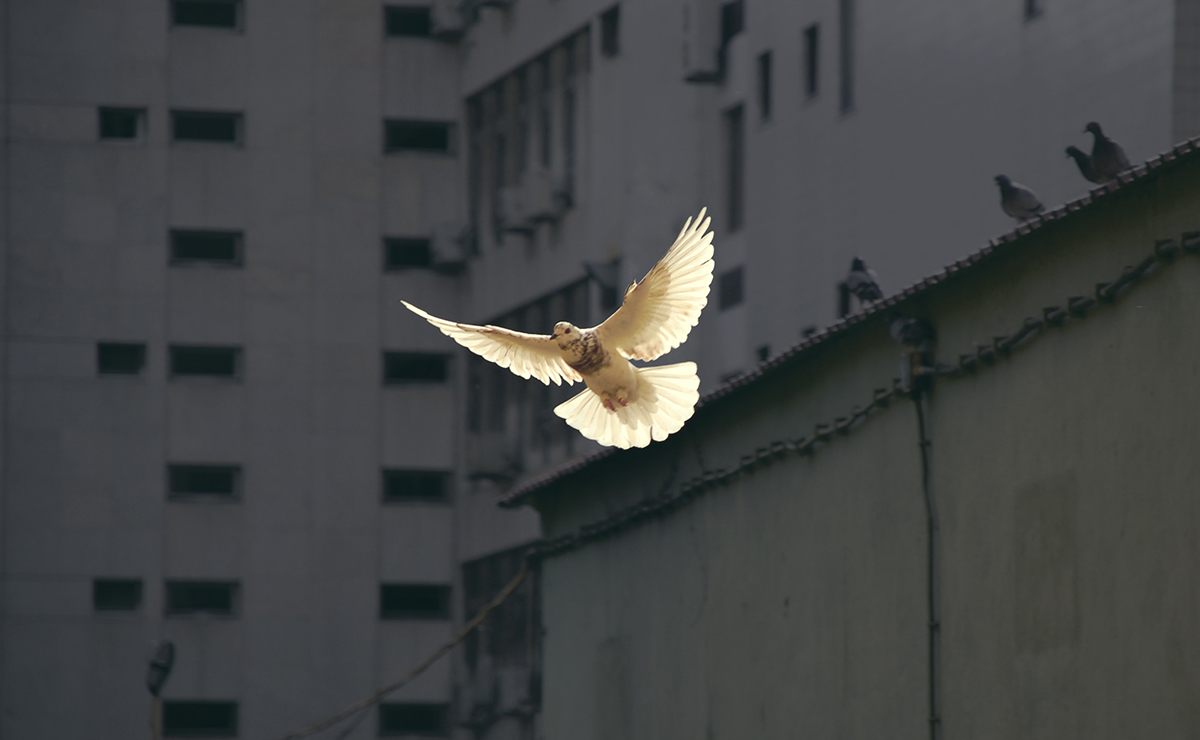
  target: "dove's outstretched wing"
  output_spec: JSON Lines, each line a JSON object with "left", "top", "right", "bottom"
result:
{"left": 595, "top": 208, "right": 715, "bottom": 362}
{"left": 402, "top": 301, "right": 582, "bottom": 386}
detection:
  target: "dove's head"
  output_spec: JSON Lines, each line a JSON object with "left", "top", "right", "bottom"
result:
{"left": 1084, "top": 121, "right": 1102, "bottom": 135}
{"left": 552, "top": 321, "right": 579, "bottom": 347}
{"left": 994, "top": 174, "right": 1012, "bottom": 188}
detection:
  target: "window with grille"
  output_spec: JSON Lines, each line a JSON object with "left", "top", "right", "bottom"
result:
{"left": 165, "top": 581, "right": 238, "bottom": 616}
{"left": 172, "top": 111, "right": 242, "bottom": 144}
{"left": 94, "top": 579, "right": 143, "bottom": 611}
{"left": 384, "top": 5, "right": 432, "bottom": 37}
{"left": 163, "top": 701, "right": 238, "bottom": 737}
{"left": 99, "top": 107, "right": 144, "bottom": 140}
{"left": 98, "top": 342, "right": 147, "bottom": 375}
{"left": 385, "top": 120, "right": 454, "bottom": 153}
{"left": 170, "top": 346, "right": 241, "bottom": 378}
{"left": 382, "top": 470, "right": 450, "bottom": 503}
{"left": 380, "top": 584, "right": 451, "bottom": 620}
{"left": 170, "top": 230, "right": 243, "bottom": 265}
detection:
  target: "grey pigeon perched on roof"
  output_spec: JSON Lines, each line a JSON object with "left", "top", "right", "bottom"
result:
{"left": 1085, "top": 122, "right": 1130, "bottom": 181}
{"left": 994, "top": 175, "right": 1043, "bottom": 221}
{"left": 1066, "top": 146, "right": 1106, "bottom": 184}
{"left": 845, "top": 257, "right": 883, "bottom": 303}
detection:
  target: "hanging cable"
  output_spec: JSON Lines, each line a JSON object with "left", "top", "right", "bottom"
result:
{"left": 269, "top": 559, "right": 531, "bottom": 740}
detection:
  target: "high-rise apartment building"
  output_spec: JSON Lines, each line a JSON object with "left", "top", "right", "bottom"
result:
{"left": 1, "top": 1, "right": 1195, "bottom": 739}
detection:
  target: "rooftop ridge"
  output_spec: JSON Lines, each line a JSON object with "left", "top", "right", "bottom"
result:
{"left": 499, "top": 134, "right": 1200, "bottom": 507}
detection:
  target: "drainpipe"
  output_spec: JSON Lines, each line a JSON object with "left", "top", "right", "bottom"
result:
{"left": 891, "top": 314, "right": 941, "bottom": 740}
{"left": 913, "top": 389, "right": 941, "bottom": 740}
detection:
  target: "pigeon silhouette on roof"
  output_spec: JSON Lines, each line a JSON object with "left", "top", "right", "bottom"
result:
{"left": 995, "top": 175, "right": 1044, "bottom": 221}
{"left": 1085, "top": 122, "right": 1131, "bottom": 181}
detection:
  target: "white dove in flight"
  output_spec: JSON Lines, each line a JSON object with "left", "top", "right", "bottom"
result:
{"left": 403, "top": 208, "right": 715, "bottom": 449}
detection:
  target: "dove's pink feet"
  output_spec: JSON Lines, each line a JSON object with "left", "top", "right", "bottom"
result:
{"left": 617, "top": 398, "right": 628, "bottom": 407}
{"left": 602, "top": 398, "right": 616, "bottom": 412}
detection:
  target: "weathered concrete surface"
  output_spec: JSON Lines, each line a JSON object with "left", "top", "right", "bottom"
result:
{"left": 531, "top": 156, "right": 1200, "bottom": 740}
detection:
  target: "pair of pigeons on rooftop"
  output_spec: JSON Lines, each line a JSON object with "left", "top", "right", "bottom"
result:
{"left": 996, "top": 122, "right": 1131, "bottom": 221}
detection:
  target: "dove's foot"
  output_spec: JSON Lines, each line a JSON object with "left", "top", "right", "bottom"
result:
{"left": 602, "top": 398, "right": 616, "bottom": 412}
{"left": 617, "top": 398, "right": 628, "bottom": 407}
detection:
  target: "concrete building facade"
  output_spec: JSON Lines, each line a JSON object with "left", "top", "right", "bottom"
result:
{"left": 512, "top": 142, "right": 1200, "bottom": 740}
{"left": 1, "top": 0, "right": 1197, "bottom": 738}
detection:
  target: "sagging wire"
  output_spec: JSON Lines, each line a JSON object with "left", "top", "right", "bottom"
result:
{"left": 268, "top": 558, "right": 532, "bottom": 740}
{"left": 531, "top": 230, "right": 1199, "bottom": 561}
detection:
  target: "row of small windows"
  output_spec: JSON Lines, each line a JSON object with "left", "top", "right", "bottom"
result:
{"left": 153, "top": 700, "right": 449, "bottom": 738}
{"left": 93, "top": 579, "right": 451, "bottom": 620}
{"left": 160, "top": 464, "right": 450, "bottom": 503}
{"left": 98, "top": 107, "right": 453, "bottom": 153}
{"left": 97, "top": 344, "right": 450, "bottom": 383}
{"left": 169, "top": 0, "right": 449, "bottom": 41}
{"left": 96, "top": 230, "right": 441, "bottom": 270}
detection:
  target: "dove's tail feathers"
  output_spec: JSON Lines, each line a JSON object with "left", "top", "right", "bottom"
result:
{"left": 553, "top": 362, "right": 701, "bottom": 449}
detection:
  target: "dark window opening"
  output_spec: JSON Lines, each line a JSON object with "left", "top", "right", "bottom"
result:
{"left": 804, "top": 24, "right": 820, "bottom": 97}
{"left": 172, "top": 0, "right": 239, "bottom": 29}
{"left": 169, "top": 346, "right": 240, "bottom": 378}
{"left": 756, "top": 344, "right": 770, "bottom": 363}
{"left": 163, "top": 701, "right": 238, "bottom": 737}
{"left": 379, "top": 703, "right": 450, "bottom": 737}
{"left": 600, "top": 6, "right": 620, "bottom": 57}
{"left": 757, "top": 51, "right": 773, "bottom": 120}
{"left": 170, "top": 230, "right": 242, "bottom": 265}
{"left": 385, "top": 5, "right": 432, "bottom": 37}
{"left": 384, "top": 352, "right": 449, "bottom": 383}
{"left": 99, "top": 107, "right": 143, "bottom": 140}
{"left": 1024, "top": 0, "right": 1043, "bottom": 19}
{"left": 724, "top": 105, "right": 744, "bottom": 231}
{"left": 720, "top": 1, "right": 744, "bottom": 46}
{"left": 385, "top": 120, "right": 453, "bottom": 153}
{"left": 172, "top": 110, "right": 241, "bottom": 143}
{"left": 98, "top": 342, "right": 146, "bottom": 375}
{"left": 383, "top": 470, "right": 450, "bottom": 503}
{"left": 839, "top": 0, "right": 855, "bottom": 113}
{"left": 719, "top": 266, "right": 744, "bottom": 310}
{"left": 168, "top": 464, "right": 240, "bottom": 499}
{"left": 165, "top": 581, "right": 238, "bottom": 616}
{"left": 515, "top": 70, "right": 529, "bottom": 178}
{"left": 384, "top": 237, "right": 433, "bottom": 269}
{"left": 94, "top": 579, "right": 143, "bottom": 611}
{"left": 538, "top": 57, "right": 553, "bottom": 169}
{"left": 380, "top": 584, "right": 451, "bottom": 620}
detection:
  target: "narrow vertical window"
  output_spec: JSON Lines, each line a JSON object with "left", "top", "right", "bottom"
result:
{"left": 562, "top": 41, "right": 578, "bottom": 198}
{"left": 538, "top": 56, "right": 553, "bottom": 169}
{"left": 804, "top": 24, "right": 820, "bottom": 98}
{"left": 515, "top": 69, "right": 529, "bottom": 179}
{"left": 719, "top": 266, "right": 745, "bottom": 310}
{"left": 839, "top": 0, "right": 855, "bottom": 113}
{"left": 600, "top": 5, "right": 620, "bottom": 57}
{"left": 467, "top": 96, "right": 484, "bottom": 253}
{"left": 1024, "top": 0, "right": 1043, "bottom": 20}
{"left": 724, "top": 105, "right": 744, "bottom": 231}
{"left": 757, "top": 51, "right": 772, "bottom": 120}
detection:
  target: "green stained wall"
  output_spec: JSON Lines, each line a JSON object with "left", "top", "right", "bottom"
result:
{"left": 529, "top": 156, "right": 1200, "bottom": 740}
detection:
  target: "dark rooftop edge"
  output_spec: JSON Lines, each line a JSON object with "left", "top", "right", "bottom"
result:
{"left": 500, "top": 134, "right": 1200, "bottom": 507}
